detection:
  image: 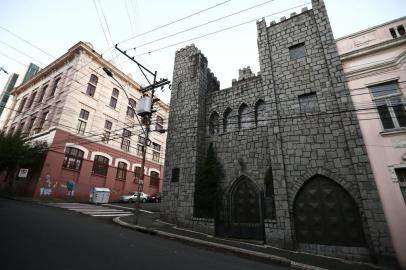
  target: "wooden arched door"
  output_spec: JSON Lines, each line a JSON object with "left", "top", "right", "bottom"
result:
{"left": 294, "top": 175, "right": 366, "bottom": 246}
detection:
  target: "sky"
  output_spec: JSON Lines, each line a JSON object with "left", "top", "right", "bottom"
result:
{"left": 0, "top": 0, "right": 405, "bottom": 103}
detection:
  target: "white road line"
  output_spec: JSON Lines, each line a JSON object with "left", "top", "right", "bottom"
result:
{"left": 104, "top": 204, "right": 153, "bottom": 214}
{"left": 91, "top": 213, "right": 133, "bottom": 217}
{"left": 73, "top": 210, "right": 125, "bottom": 213}
{"left": 82, "top": 212, "right": 132, "bottom": 215}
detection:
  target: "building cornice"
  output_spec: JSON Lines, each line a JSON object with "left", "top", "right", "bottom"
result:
{"left": 10, "top": 42, "right": 170, "bottom": 108}
{"left": 339, "top": 36, "right": 406, "bottom": 61}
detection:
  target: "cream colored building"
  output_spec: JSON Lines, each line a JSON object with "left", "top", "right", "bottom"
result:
{"left": 337, "top": 17, "right": 406, "bottom": 268}
{"left": 0, "top": 41, "right": 169, "bottom": 200}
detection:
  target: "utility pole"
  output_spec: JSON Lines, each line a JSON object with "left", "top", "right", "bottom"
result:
{"left": 114, "top": 45, "right": 170, "bottom": 225}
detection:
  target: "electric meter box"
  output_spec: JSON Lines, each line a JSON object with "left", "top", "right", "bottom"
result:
{"left": 137, "top": 96, "right": 152, "bottom": 116}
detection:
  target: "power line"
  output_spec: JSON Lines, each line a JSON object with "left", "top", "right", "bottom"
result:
{"left": 133, "top": 3, "right": 310, "bottom": 57}
{"left": 125, "top": 0, "right": 276, "bottom": 51}
{"left": 0, "top": 41, "right": 45, "bottom": 67}
{"left": 117, "top": 0, "right": 232, "bottom": 45}
{"left": 0, "top": 25, "right": 56, "bottom": 59}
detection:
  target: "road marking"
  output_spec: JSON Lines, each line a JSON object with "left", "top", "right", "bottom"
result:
{"left": 104, "top": 204, "right": 153, "bottom": 214}
{"left": 46, "top": 203, "right": 134, "bottom": 218}
{"left": 91, "top": 213, "right": 133, "bottom": 217}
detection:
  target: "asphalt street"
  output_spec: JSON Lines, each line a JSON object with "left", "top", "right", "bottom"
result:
{"left": 0, "top": 198, "right": 290, "bottom": 270}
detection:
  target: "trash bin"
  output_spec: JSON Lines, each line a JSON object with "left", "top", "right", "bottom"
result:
{"left": 90, "top": 187, "right": 111, "bottom": 204}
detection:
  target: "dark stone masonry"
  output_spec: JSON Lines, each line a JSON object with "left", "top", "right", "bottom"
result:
{"left": 161, "top": 0, "right": 395, "bottom": 262}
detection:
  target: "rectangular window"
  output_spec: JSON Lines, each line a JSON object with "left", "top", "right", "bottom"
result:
{"left": 17, "top": 96, "right": 27, "bottom": 113}
{"left": 102, "top": 131, "right": 111, "bottom": 143}
{"left": 152, "top": 142, "right": 161, "bottom": 162}
{"left": 109, "top": 88, "right": 119, "bottom": 109}
{"left": 76, "top": 120, "right": 86, "bottom": 135}
{"left": 395, "top": 168, "right": 406, "bottom": 204}
{"left": 27, "top": 116, "right": 36, "bottom": 135}
{"left": 79, "top": 109, "right": 89, "bottom": 120}
{"left": 49, "top": 77, "right": 61, "bottom": 97}
{"left": 116, "top": 162, "right": 127, "bottom": 180}
{"left": 152, "top": 151, "right": 160, "bottom": 162}
{"left": 171, "top": 168, "right": 180, "bottom": 182}
{"left": 299, "top": 92, "right": 319, "bottom": 113}
{"left": 37, "top": 111, "right": 48, "bottom": 132}
{"left": 121, "top": 129, "right": 131, "bottom": 151}
{"left": 138, "top": 135, "right": 145, "bottom": 144}
{"left": 17, "top": 121, "right": 25, "bottom": 134}
{"left": 289, "top": 42, "right": 305, "bottom": 60}
{"left": 137, "top": 144, "right": 144, "bottom": 155}
{"left": 370, "top": 81, "right": 406, "bottom": 130}
{"left": 155, "top": 116, "right": 164, "bottom": 131}
{"left": 26, "top": 91, "right": 37, "bottom": 109}
{"left": 104, "top": 120, "right": 112, "bottom": 130}
{"left": 38, "top": 85, "right": 47, "bottom": 103}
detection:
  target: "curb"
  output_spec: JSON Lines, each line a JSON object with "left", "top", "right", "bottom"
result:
{"left": 113, "top": 217, "right": 325, "bottom": 270}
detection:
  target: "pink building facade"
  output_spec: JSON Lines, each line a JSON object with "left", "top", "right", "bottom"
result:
{"left": 336, "top": 17, "right": 406, "bottom": 267}
{"left": 0, "top": 42, "right": 168, "bottom": 201}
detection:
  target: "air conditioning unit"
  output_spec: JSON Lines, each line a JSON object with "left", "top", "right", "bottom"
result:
{"left": 137, "top": 96, "right": 151, "bottom": 116}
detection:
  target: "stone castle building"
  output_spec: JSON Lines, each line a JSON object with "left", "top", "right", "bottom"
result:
{"left": 162, "top": 0, "right": 396, "bottom": 263}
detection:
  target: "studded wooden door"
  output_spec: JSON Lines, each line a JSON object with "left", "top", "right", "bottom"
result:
{"left": 215, "top": 176, "right": 264, "bottom": 241}
{"left": 293, "top": 175, "right": 366, "bottom": 246}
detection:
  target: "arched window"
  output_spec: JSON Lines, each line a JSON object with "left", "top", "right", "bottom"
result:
{"left": 209, "top": 112, "right": 220, "bottom": 135}
{"left": 238, "top": 103, "right": 250, "bottom": 129}
{"left": 116, "top": 161, "right": 127, "bottom": 180}
{"left": 86, "top": 74, "right": 98, "bottom": 97}
{"left": 150, "top": 171, "right": 160, "bottom": 187}
{"left": 255, "top": 100, "right": 266, "bottom": 127}
{"left": 126, "top": 98, "right": 136, "bottom": 118}
{"left": 63, "top": 147, "right": 84, "bottom": 170}
{"left": 223, "top": 108, "right": 232, "bottom": 132}
{"left": 92, "top": 155, "right": 109, "bottom": 176}
{"left": 177, "top": 82, "right": 183, "bottom": 98}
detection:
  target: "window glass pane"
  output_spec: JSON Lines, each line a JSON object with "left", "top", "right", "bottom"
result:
{"left": 79, "top": 109, "right": 89, "bottom": 120}
{"left": 289, "top": 43, "right": 305, "bottom": 60}
{"left": 395, "top": 168, "right": 406, "bottom": 182}
{"left": 112, "top": 88, "right": 119, "bottom": 97}
{"left": 390, "top": 97, "right": 406, "bottom": 127}
{"left": 370, "top": 82, "right": 398, "bottom": 97}
{"left": 109, "top": 97, "right": 117, "bottom": 108}
{"left": 90, "top": 74, "right": 98, "bottom": 85}
{"left": 376, "top": 100, "right": 395, "bottom": 129}
{"left": 105, "top": 120, "right": 112, "bottom": 130}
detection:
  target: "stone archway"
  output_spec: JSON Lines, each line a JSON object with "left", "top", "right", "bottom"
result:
{"left": 293, "top": 175, "right": 366, "bottom": 246}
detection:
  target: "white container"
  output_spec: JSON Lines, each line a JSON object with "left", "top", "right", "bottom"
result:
{"left": 90, "top": 187, "right": 111, "bottom": 204}
{"left": 136, "top": 96, "right": 151, "bottom": 116}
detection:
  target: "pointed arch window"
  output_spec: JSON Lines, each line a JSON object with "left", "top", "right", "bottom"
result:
{"left": 209, "top": 112, "right": 220, "bottom": 135}
{"left": 223, "top": 108, "right": 232, "bottom": 132}
{"left": 255, "top": 100, "right": 266, "bottom": 127}
{"left": 238, "top": 103, "right": 250, "bottom": 129}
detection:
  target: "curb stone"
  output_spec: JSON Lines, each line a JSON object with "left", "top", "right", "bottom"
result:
{"left": 113, "top": 216, "right": 324, "bottom": 270}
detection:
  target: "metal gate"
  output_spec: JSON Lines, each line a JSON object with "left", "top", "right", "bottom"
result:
{"left": 294, "top": 175, "right": 366, "bottom": 246}
{"left": 215, "top": 176, "right": 264, "bottom": 241}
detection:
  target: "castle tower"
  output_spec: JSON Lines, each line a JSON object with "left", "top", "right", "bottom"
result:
{"left": 161, "top": 45, "right": 219, "bottom": 225}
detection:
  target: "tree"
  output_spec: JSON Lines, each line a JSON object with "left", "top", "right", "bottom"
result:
{"left": 0, "top": 131, "right": 48, "bottom": 192}
{"left": 194, "top": 143, "right": 224, "bottom": 218}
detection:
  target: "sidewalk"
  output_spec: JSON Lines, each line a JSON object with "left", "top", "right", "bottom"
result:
{"left": 115, "top": 212, "right": 393, "bottom": 270}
